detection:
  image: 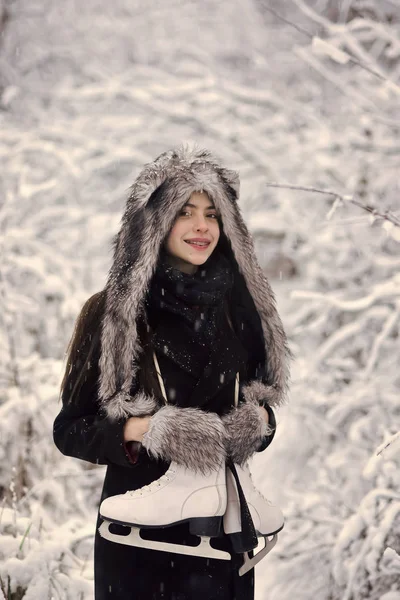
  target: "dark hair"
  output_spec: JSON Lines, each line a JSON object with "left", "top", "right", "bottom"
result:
{"left": 59, "top": 291, "right": 105, "bottom": 403}
{"left": 59, "top": 291, "right": 164, "bottom": 406}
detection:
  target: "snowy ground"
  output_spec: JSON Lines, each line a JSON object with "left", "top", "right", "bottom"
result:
{"left": 1, "top": 1, "right": 399, "bottom": 599}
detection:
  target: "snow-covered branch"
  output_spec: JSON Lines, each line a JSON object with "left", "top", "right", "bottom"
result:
{"left": 265, "top": 182, "right": 400, "bottom": 228}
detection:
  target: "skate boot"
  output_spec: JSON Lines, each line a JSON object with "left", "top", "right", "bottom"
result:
{"left": 223, "top": 460, "right": 284, "bottom": 575}
{"left": 99, "top": 459, "right": 230, "bottom": 561}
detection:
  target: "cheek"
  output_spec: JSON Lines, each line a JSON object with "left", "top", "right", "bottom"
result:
{"left": 165, "top": 222, "right": 183, "bottom": 251}
{"left": 212, "top": 222, "right": 220, "bottom": 243}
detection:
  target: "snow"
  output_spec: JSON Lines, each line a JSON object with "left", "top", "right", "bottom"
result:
{"left": 1, "top": 0, "right": 399, "bottom": 598}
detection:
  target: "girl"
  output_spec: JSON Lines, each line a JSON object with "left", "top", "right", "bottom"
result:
{"left": 54, "top": 146, "right": 291, "bottom": 600}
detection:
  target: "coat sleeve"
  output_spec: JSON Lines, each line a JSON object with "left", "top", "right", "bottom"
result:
{"left": 53, "top": 335, "right": 138, "bottom": 468}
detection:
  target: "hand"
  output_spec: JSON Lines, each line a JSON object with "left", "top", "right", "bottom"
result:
{"left": 257, "top": 405, "right": 270, "bottom": 425}
{"left": 123, "top": 416, "right": 151, "bottom": 443}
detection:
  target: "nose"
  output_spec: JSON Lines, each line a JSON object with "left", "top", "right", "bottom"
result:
{"left": 193, "top": 214, "right": 208, "bottom": 232}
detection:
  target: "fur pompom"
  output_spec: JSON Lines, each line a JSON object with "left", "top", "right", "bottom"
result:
{"left": 105, "top": 391, "right": 159, "bottom": 421}
{"left": 142, "top": 405, "right": 227, "bottom": 474}
{"left": 222, "top": 401, "right": 272, "bottom": 465}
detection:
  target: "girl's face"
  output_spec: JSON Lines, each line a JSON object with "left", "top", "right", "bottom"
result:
{"left": 164, "top": 191, "right": 220, "bottom": 274}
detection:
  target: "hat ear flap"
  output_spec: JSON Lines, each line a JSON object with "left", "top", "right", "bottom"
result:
{"left": 221, "top": 168, "right": 240, "bottom": 198}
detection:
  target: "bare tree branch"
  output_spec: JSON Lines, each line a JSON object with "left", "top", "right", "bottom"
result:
{"left": 262, "top": 1, "right": 400, "bottom": 95}
{"left": 265, "top": 181, "right": 400, "bottom": 227}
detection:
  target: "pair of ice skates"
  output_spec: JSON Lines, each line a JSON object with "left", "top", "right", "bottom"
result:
{"left": 99, "top": 457, "right": 283, "bottom": 576}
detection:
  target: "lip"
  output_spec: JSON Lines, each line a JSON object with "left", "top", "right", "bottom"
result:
{"left": 184, "top": 238, "right": 211, "bottom": 251}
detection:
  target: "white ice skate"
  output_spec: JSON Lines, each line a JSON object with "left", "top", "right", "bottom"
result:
{"left": 99, "top": 460, "right": 231, "bottom": 561}
{"left": 224, "top": 461, "right": 284, "bottom": 576}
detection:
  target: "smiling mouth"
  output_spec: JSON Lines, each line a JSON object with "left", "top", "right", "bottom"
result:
{"left": 184, "top": 240, "right": 210, "bottom": 248}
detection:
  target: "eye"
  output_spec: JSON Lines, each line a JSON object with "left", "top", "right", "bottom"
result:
{"left": 207, "top": 213, "right": 218, "bottom": 219}
{"left": 179, "top": 209, "right": 191, "bottom": 217}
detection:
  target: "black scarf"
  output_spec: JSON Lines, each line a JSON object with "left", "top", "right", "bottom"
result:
{"left": 147, "top": 252, "right": 233, "bottom": 343}
{"left": 145, "top": 252, "right": 235, "bottom": 377}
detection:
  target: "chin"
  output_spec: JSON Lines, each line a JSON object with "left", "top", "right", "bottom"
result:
{"left": 189, "top": 255, "right": 209, "bottom": 264}
{"left": 187, "top": 252, "right": 213, "bottom": 266}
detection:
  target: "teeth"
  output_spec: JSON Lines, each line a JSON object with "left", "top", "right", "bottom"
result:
{"left": 187, "top": 241, "right": 208, "bottom": 246}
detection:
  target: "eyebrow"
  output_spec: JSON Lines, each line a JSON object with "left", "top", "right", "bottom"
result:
{"left": 184, "top": 202, "right": 216, "bottom": 210}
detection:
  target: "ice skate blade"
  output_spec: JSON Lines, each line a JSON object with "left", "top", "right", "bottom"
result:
{"left": 99, "top": 520, "right": 231, "bottom": 561}
{"left": 238, "top": 534, "right": 278, "bottom": 576}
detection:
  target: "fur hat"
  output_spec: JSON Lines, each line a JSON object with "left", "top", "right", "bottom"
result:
{"left": 99, "top": 145, "right": 292, "bottom": 421}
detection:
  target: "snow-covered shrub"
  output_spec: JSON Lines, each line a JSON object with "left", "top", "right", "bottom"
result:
{"left": 0, "top": 507, "right": 93, "bottom": 600}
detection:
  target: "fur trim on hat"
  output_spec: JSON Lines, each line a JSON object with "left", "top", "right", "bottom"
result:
{"left": 99, "top": 145, "right": 292, "bottom": 419}
{"left": 142, "top": 405, "right": 227, "bottom": 474}
{"left": 222, "top": 400, "right": 273, "bottom": 465}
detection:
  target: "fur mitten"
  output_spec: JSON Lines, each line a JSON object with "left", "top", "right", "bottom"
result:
{"left": 222, "top": 381, "right": 275, "bottom": 465}
{"left": 142, "top": 405, "right": 227, "bottom": 474}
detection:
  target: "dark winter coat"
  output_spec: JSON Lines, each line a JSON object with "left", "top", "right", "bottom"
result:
{"left": 53, "top": 146, "right": 292, "bottom": 600}
{"left": 54, "top": 304, "right": 277, "bottom": 600}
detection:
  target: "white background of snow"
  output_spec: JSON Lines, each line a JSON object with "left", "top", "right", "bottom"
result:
{"left": 0, "top": 0, "right": 399, "bottom": 598}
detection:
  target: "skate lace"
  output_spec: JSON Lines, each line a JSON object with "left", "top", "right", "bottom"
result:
{"left": 127, "top": 468, "right": 177, "bottom": 496}
{"left": 247, "top": 467, "right": 273, "bottom": 505}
